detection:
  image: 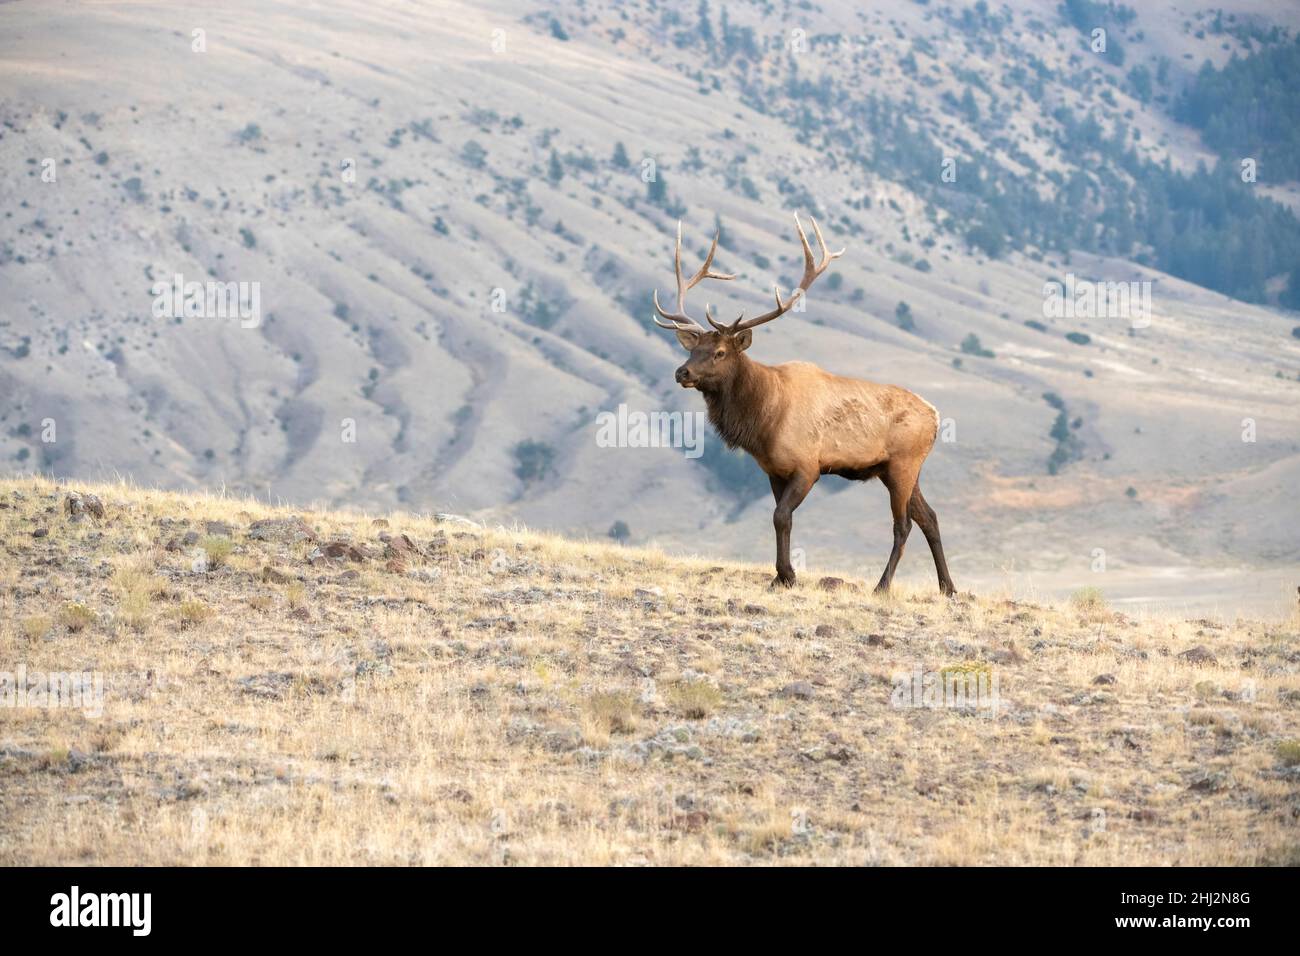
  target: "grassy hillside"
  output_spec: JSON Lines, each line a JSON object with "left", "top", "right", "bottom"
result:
{"left": 1, "top": 476, "right": 1297, "bottom": 865}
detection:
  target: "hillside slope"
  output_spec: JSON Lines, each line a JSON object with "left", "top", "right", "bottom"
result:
{"left": 1, "top": 477, "right": 1297, "bottom": 865}
{"left": 1, "top": 0, "right": 1298, "bottom": 615}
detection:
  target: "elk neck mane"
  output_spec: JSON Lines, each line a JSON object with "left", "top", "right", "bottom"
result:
{"left": 700, "top": 353, "right": 783, "bottom": 455}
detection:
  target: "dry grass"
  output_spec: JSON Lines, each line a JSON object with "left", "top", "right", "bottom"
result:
{"left": 58, "top": 602, "right": 96, "bottom": 634}
{"left": 0, "top": 476, "right": 1297, "bottom": 866}
{"left": 663, "top": 678, "right": 724, "bottom": 720}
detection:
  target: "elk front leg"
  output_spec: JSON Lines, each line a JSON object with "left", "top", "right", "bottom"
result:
{"left": 771, "top": 471, "right": 816, "bottom": 588}
{"left": 875, "top": 465, "right": 917, "bottom": 594}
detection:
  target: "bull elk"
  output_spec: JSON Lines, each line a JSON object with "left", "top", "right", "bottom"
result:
{"left": 652, "top": 215, "right": 956, "bottom": 595}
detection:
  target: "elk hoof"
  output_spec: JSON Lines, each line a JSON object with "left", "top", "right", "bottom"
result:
{"left": 770, "top": 572, "right": 796, "bottom": 589}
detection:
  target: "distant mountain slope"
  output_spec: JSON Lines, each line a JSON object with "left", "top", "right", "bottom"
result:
{"left": 0, "top": 0, "right": 1297, "bottom": 614}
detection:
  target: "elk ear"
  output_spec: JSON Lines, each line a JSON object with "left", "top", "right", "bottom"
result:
{"left": 733, "top": 328, "right": 753, "bottom": 351}
{"left": 675, "top": 328, "right": 701, "bottom": 351}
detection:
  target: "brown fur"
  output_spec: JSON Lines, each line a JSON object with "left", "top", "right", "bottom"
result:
{"left": 655, "top": 216, "right": 954, "bottom": 594}
{"left": 675, "top": 330, "right": 955, "bottom": 594}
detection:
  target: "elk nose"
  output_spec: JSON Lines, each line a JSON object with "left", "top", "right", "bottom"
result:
{"left": 675, "top": 366, "right": 690, "bottom": 383}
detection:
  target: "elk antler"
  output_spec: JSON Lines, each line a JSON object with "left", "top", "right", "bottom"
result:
{"left": 721, "top": 214, "right": 845, "bottom": 333}
{"left": 651, "top": 222, "right": 734, "bottom": 333}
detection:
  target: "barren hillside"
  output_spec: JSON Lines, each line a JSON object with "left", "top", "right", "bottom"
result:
{"left": 0, "top": 477, "right": 1297, "bottom": 864}
{"left": 1, "top": 0, "right": 1298, "bottom": 615}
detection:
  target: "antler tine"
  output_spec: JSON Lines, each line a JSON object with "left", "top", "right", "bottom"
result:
{"left": 652, "top": 289, "right": 707, "bottom": 332}
{"left": 795, "top": 214, "right": 816, "bottom": 273}
{"left": 674, "top": 223, "right": 735, "bottom": 314}
{"left": 651, "top": 222, "right": 735, "bottom": 334}
{"left": 651, "top": 316, "right": 703, "bottom": 332}
{"left": 672, "top": 221, "right": 687, "bottom": 315}
{"left": 730, "top": 213, "right": 845, "bottom": 333}
{"left": 689, "top": 230, "right": 735, "bottom": 288}
{"left": 806, "top": 215, "right": 846, "bottom": 265}
{"left": 705, "top": 303, "right": 743, "bottom": 332}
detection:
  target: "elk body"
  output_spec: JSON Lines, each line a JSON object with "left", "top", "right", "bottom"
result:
{"left": 652, "top": 215, "right": 956, "bottom": 595}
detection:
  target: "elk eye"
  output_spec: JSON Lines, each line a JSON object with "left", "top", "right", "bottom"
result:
{"left": 713, "top": 349, "right": 726, "bottom": 359}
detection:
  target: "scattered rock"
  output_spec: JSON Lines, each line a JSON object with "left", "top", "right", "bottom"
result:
{"left": 308, "top": 541, "right": 369, "bottom": 564}
{"left": 1071, "top": 690, "right": 1115, "bottom": 706}
{"left": 371, "top": 518, "right": 389, "bottom": 529}
{"left": 260, "top": 565, "right": 294, "bottom": 584}
{"left": 434, "top": 513, "right": 483, "bottom": 529}
{"left": 1188, "top": 769, "right": 1232, "bottom": 792}
{"left": 629, "top": 725, "right": 705, "bottom": 762}
{"left": 67, "top": 748, "right": 95, "bottom": 773}
{"left": 988, "top": 643, "right": 1025, "bottom": 664}
{"left": 237, "top": 672, "right": 295, "bottom": 699}
{"left": 384, "top": 533, "right": 420, "bottom": 559}
{"left": 814, "top": 623, "right": 837, "bottom": 638}
{"left": 817, "top": 576, "right": 846, "bottom": 592}
{"left": 777, "top": 681, "right": 815, "bottom": 700}
{"left": 862, "top": 633, "right": 892, "bottom": 648}
{"left": 487, "top": 549, "right": 528, "bottom": 574}
{"left": 63, "top": 492, "right": 105, "bottom": 521}
{"left": 634, "top": 586, "right": 664, "bottom": 600}
{"left": 701, "top": 716, "right": 760, "bottom": 743}
{"left": 669, "top": 810, "right": 710, "bottom": 833}
{"left": 31, "top": 528, "right": 48, "bottom": 538}
{"left": 236, "top": 671, "right": 333, "bottom": 699}
{"left": 355, "top": 657, "right": 393, "bottom": 680}
{"left": 182, "top": 531, "right": 200, "bottom": 546}
{"left": 247, "top": 516, "right": 317, "bottom": 544}
{"left": 384, "top": 558, "right": 408, "bottom": 574}
{"left": 543, "top": 729, "right": 582, "bottom": 754}
{"left": 742, "top": 603, "right": 767, "bottom": 616}
{"left": 204, "top": 520, "right": 233, "bottom": 537}
{"left": 801, "top": 746, "right": 854, "bottom": 764}
{"left": 1092, "top": 673, "right": 1117, "bottom": 686}
{"left": 1108, "top": 727, "right": 1142, "bottom": 750}
{"left": 1179, "top": 646, "right": 1218, "bottom": 666}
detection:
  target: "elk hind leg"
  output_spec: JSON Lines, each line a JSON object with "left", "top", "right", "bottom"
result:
{"left": 908, "top": 483, "right": 956, "bottom": 596}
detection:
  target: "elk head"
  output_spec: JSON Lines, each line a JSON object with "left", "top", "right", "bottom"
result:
{"left": 652, "top": 214, "right": 844, "bottom": 390}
